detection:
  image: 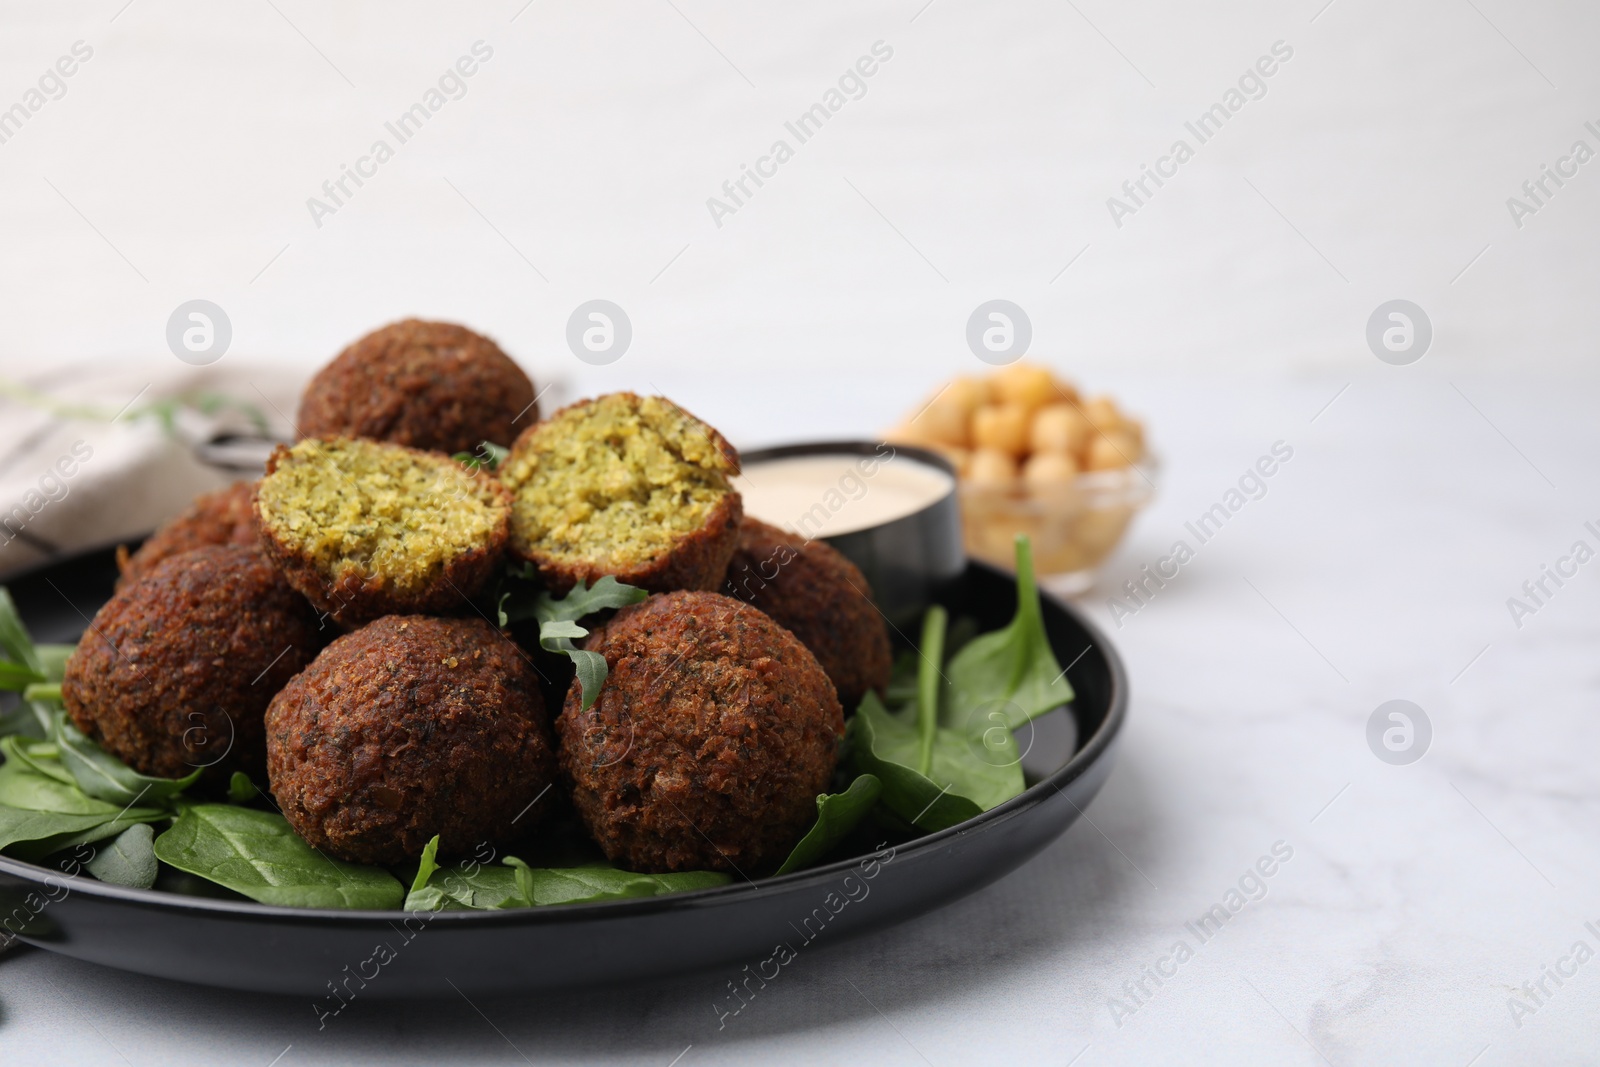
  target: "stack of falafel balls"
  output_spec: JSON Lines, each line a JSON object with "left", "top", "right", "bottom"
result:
{"left": 62, "top": 320, "right": 893, "bottom": 878}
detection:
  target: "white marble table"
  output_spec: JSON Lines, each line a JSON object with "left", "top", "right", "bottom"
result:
{"left": 5, "top": 369, "right": 1597, "bottom": 1066}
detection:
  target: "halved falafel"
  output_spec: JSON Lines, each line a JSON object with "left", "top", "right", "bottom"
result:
{"left": 297, "top": 319, "right": 538, "bottom": 455}
{"left": 557, "top": 591, "right": 843, "bottom": 874}
{"left": 266, "top": 615, "right": 558, "bottom": 865}
{"left": 116, "top": 480, "right": 260, "bottom": 587}
{"left": 723, "top": 517, "right": 892, "bottom": 713}
{"left": 255, "top": 437, "right": 510, "bottom": 627}
{"left": 61, "top": 545, "right": 324, "bottom": 784}
{"left": 499, "top": 393, "right": 742, "bottom": 595}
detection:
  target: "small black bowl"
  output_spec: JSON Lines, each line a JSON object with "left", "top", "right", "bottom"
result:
{"left": 737, "top": 440, "right": 965, "bottom": 630}
{"left": 0, "top": 545, "right": 1125, "bottom": 998}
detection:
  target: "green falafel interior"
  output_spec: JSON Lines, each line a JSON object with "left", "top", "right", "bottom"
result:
{"left": 258, "top": 436, "right": 506, "bottom": 595}
{"left": 500, "top": 393, "right": 737, "bottom": 568}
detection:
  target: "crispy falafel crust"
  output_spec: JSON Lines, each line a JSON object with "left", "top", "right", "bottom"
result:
{"left": 116, "top": 480, "right": 261, "bottom": 588}
{"left": 266, "top": 616, "right": 557, "bottom": 865}
{"left": 297, "top": 319, "right": 537, "bottom": 456}
{"left": 255, "top": 438, "right": 511, "bottom": 628}
{"left": 723, "top": 517, "right": 892, "bottom": 714}
{"left": 61, "top": 545, "right": 324, "bottom": 784}
{"left": 502, "top": 393, "right": 743, "bottom": 596}
{"left": 557, "top": 592, "right": 843, "bottom": 874}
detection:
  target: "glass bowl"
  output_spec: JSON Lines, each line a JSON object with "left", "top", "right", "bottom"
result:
{"left": 958, "top": 458, "right": 1159, "bottom": 595}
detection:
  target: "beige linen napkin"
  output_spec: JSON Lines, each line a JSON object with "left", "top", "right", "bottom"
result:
{"left": 0, "top": 361, "right": 304, "bottom": 580}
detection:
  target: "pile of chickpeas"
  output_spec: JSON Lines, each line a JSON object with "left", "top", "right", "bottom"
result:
{"left": 885, "top": 363, "right": 1147, "bottom": 491}
{"left": 886, "top": 363, "right": 1152, "bottom": 580}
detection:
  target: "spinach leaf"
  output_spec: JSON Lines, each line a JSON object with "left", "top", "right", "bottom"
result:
{"left": 0, "top": 736, "right": 73, "bottom": 784}
{"left": 915, "top": 607, "right": 948, "bottom": 774}
{"left": 153, "top": 805, "right": 404, "bottom": 909}
{"left": 848, "top": 693, "right": 1021, "bottom": 831}
{"left": 0, "top": 588, "right": 43, "bottom": 689}
{"left": 405, "top": 858, "right": 525, "bottom": 912}
{"left": 409, "top": 835, "right": 442, "bottom": 899}
{"left": 943, "top": 536, "right": 1074, "bottom": 733}
{"left": 775, "top": 774, "right": 883, "bottom": 875}
{"left": 0, "top": 757, "right": 129, "bottom": 816}
{"left": 0, "top": 701, "right": 48, "bottom": 741}
{"left": 500, "top": 575, "right": 648, "bottom": 710}
{"left": 504, "top": 858, "right": 730, "bottom": 906}
{"left": 85, "top": 823, "right": 158, "bottom": 889}
{"left": 0, "top": 804, "right": 165, "bottom": 859}
{"left": 51, "top": 709, "right": 200, "bottom": 806}
{"left": 34, "top": 644, "right": 74, "bottom": 683}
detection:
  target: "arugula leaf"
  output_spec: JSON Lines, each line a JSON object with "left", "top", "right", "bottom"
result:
{"left": 848, "top": 693, "right": 1021, "bottom": 831}
{"left": 51, "top": 709, "right": 200, "bottom": 806}
{"left": 85, "top": 823, "right": 158, "bottom": 889}
{"left": 915, "top": 607, "right": 947, "bottom": 774}
{"left": 943, "top": 536, "right": 1074, "bottom": 734}
{"left": 153, "top": 805, "right": 405, "bottom": 909}
{"left": 453, "top": 440, "right": 510, "bottom": 472}
{"left": 409, "top": 835, "right": 442, "bottom": 899}
{"left": 0, "top": 588, "right": 43, "bottom": 690}
{"left": 775, "top": 774, "right": 883, "bottom": 875}
{"left": 501, "top": 575, "right": 648, "bottom": 710}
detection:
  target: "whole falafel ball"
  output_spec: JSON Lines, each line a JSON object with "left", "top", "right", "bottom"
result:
{"left": 255, "top": 437, "right": 510, "bottom": 628}
{"left": 499, "top": 393, "right": 743, "bottom": 596}
{"left": 61, "top": 545, "right": 324, "bottom": 784}
{"left": 266, "top": 616, "right": 557, "bottom": 865}
{"left": 723, "top": 517, "right": 892, "bottom": 714}
{"left": 558, "top": 591, "right": 843, "bottom": 874}
{"left": 297, "top": 319, "right": 537, "bottom": 455}
{"left": 116, "top": 480, "right": 260, "bottom": 588}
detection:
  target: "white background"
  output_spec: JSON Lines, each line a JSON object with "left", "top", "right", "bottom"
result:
{"left": 2, "top": 1, "right": 1599, "bottom": 1065}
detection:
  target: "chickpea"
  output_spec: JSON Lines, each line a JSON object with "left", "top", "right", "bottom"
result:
{"left": 943, "top": 375, "right": 992, "bottom": 414}
{"left": 992, "top": 363, "right": 1061, "bottom": 411}
{"left": 1081, "top": 395, "right": 1124, "bottom": 432}
{"left": 1023, "top": 451, "right": 1080, "bottom": 490}
{"left": 966, "top": 447, "right": 1018, "bottom": 489}
{"left": 903, "top": 393, "right": 970, "bottom": 447}
{"left": 1029, "top": 403, "right": 1092, "bottom": 457}
{"left": 971, "top": 403, "right": 1032, "bottom": 456}
{"left": 1084, "top": 430, "right": 1143, "bottom": 470}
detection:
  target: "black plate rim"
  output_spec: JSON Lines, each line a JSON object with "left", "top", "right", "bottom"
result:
{"left": 0, "top": 558, "right": 1127, "bottom": 927}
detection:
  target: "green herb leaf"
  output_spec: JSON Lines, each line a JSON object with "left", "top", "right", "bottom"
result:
{"left": 34, "top": 645, "right": 73, "bottom": 683}
{"left": 775, "top": 774, "right": 883, "bottom": 875}
{"left": 51, "top": 709, "right": 200, "bottom": 806}
{"left": 915, "top": 606, "right": 947, "bottom": 775}
{"left": 0, "top": 701, "right": 50, "bottom": 741}
{"left": 453, "top": 440, "right": 510, "bottom": 472}
{"left": 405, "top": 859, "right": 525, "bottom": 912}
{"left": 847, "top": 692, "right": 1022, "bottom": 832}
{"left": 22, "top": 683, "right": 61, "bottom": 703}
{"left": 504, "top": 858, "right": 731, "bottom": 907}
{"left": 227, "top": 773, "right": 258, "bottom": 804}
{"left": 153, "top": 805, "right": 405, "bottom": 909}
{"left": 0, "top": 756, "right": 129, "bottom": 815}
{"left": 409, "top": 835, "right": 442, "bottom": 899}
{"left": 501, "top": 576, "right": 648, "bottom": 710}
{"left": 0, "top": 801, "right": 165, "bottom": 860}
{"left": 0, "top": 735, "right": 74, "bottom": 784}
{"left": 85, "top": 823, "right": 158, "bottom": 889}
{"left": 943, "top": 536, "right": 1074, "bottom": 734}
{"left": 0, "top": 663, "right": 45, "bottom": 692}
{"left": 0, "top": 588, "right": 43, "bottom": 685}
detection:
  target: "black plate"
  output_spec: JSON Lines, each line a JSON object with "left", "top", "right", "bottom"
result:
{"left": 0, "top": 545, "right": 1126, "bottom": 998}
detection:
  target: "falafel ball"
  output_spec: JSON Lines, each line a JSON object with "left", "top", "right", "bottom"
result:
{"left": 499, "top": 393, "right": 743, "bottom": 596}
{"left": 61, "top": 545, "right": 324, "bottom": 784}
{"left": 558, "top": 591, "right": 843, "bottom": 874}
{"left": 266, "top": 615, "right": 557, "bottom": 865}
{"left": 297, "top": 319, "right": 537, "bottom": 456}
{"left": 723, "top": 517, "right": 892, "bottom": 713}
{"left": 116, "top": 480, "right": 261, "bottom": 587}
{"left": 255, "top": 437, "right": 510, "bottom": 627}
